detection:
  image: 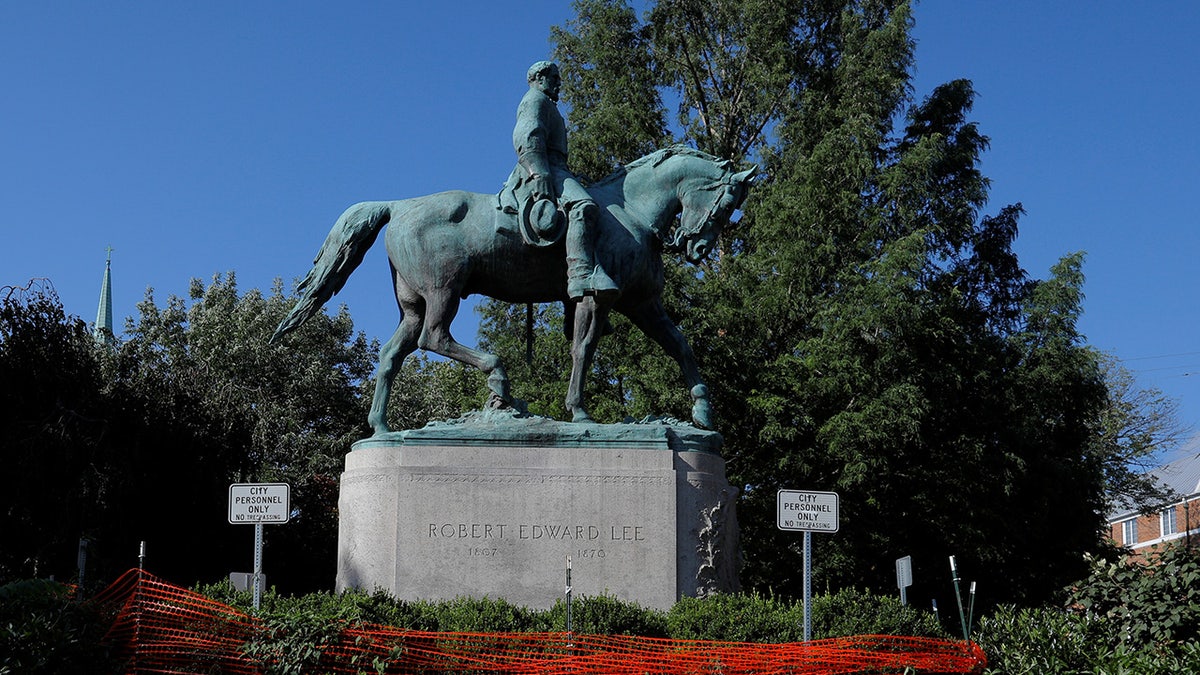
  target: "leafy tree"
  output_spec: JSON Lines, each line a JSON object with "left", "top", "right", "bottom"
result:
{"left": 1, "top": 273, "right": 418, "bottom": 592}
{"left": 0, "top": 281, "right": 107, "bottom": 581}
{"left": 1094, "top": 353, "right": 1189, "bottom": 512}
{"left": 110, "top": 273, "right": 375, "bottom": 591}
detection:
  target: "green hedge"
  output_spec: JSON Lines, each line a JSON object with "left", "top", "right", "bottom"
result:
{"left": 11, "top": 547, "right": 1200, "bottom": 675}
{"left": 208, "top": 584, "right": 944, "bottom": 643}
{"left": 978, "top": 544, "right": 1200, "bottom": 674}
{"left": 0, "top": 579, "right": 114, "bottom": 674}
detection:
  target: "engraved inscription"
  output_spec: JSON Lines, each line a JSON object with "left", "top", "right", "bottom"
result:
{"left": 427, "top": 522, "right": 647, "bottom": 542}
{"left": 610, "top": 525, "right": 644, "bottom": 541}
{"left": 428, "top": 523, "right": 508, "bottom": 539}
{"left": 519, "top": 524, "right": 604, "bottom": 540}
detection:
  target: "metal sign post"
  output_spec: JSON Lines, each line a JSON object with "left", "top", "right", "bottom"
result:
{"left": 229, "top": 483, "right": 290, "bottom": 610}
{"left": 252, "top": 523, "right": 264, "bottom": 608}
{"left": 803, "top": 530, "right": 812, "bottom": 639}
{"left": 777, "top": 490, "right": 839, "bottom": 641}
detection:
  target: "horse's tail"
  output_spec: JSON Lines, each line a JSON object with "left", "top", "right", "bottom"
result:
{"left": 271, "top": 201, "right": 392, "bottom": 343}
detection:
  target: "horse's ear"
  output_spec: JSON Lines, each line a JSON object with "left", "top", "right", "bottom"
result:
{"left": 733, "top": 165, "right": 757, "bottom": 185}
{"left": 732, "top": 165, "right": 757, "bottom": 207}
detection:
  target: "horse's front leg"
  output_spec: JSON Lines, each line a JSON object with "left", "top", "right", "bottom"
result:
{"left": 623, "top": 298, "right": 713, "bottom": 429}
{"left": 565, "top": 296, "right": 608, "bottom": 423}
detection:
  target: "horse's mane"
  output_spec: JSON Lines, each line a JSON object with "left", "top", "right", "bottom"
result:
{"left": 588, "top": 144, "right": 735, "bottom": 188}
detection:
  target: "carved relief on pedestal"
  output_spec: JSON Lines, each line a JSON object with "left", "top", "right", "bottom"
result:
{"left": 694, "top": 485, "right": 740, "bottom": 597}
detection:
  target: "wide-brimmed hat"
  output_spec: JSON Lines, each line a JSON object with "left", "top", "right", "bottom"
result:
{"left": 519, "top": 197, "right": 565, "bottom": 247}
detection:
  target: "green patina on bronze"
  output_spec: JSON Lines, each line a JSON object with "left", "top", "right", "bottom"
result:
{"left": 273, "top": 62, "right": 754, "bottom": 440}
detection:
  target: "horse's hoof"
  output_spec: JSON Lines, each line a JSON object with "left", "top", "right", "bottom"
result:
{"left": 571, "top": 409, "right": 595, "bottom": 424}
{"left": 486, "top": 371, "right": 511, "bottom": 401}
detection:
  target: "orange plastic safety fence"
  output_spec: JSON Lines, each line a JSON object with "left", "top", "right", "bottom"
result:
{"left": 91, "top": 569, "right": 260, "bottom": 674}
{"left": 89, "top": 569, "right": 987, "bottom": 674}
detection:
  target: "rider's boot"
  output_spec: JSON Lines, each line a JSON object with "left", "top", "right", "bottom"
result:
{"left": 565, "top": 201, "right": 618, "bottom": 300}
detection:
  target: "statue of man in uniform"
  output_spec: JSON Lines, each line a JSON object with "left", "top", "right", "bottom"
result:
{"left": 510, "top": 61, "right": 617, "bottom": 300}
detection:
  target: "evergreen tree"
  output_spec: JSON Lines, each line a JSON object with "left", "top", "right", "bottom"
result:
{"left": 527, "top": 0, "right": 1160, "bottom": 606}
{"left": 551, "top": 0, "right": 668, "bottom": 181}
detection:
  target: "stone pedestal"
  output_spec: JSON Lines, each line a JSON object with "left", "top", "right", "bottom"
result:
{"left": 335, "top": 413, "right": 739, "bottom": 610}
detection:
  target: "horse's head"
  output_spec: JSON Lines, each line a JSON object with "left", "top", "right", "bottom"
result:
{"left": 610, "top": 145, "right": 756, "bottom": 262}
{"left": 672, "top": 163, "right": 756, "bottom": 263}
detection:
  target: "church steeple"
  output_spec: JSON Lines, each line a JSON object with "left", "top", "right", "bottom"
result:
{"left": 94, "top": 247, "right": 114, "bottom": 345}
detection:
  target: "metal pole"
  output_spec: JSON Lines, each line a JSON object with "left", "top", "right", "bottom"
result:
{"left": 253, "top": 523, "right": 264, "bottom": 610}
{"left": 565, "top": 555, "right": 573, "bottom": 647}
{"left": 950, "top": 556, "right": 969, "bottom": 641}
{"left": 803, "top": 531, "right": 812, "bottom": 641}
{"left": 525, "top": 303, "right": 535, "bottom": 366}
{"left": 967, "top": 581, "right": 977, "bottom": 639}
{"left": 138, "top": 541, "right": 146, "bottom": 570}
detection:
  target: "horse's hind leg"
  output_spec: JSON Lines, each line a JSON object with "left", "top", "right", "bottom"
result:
{"left": 369, "top": 276, "right": 422, "bottom": 435}
{"left": 417, "top": 288, "right": 512, "bottom": 406}
{"left": 369, "top": 313, "right": 421, "bottom": 435}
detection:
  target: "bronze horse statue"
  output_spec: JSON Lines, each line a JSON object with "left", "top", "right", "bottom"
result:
{"left": 273, "top": 145, "right": 754, "bottom": 436}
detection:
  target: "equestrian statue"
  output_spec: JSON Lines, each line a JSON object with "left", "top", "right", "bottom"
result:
{"left": 272, "top": 61, "right": 755, "bottom": 437}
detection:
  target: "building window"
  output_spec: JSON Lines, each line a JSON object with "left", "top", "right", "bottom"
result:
{"left": 1162, "top": 506, "right": 1177, "bottom": 536}
{"left": 1122, "top": 519, "right": 1138, "bottom": 545}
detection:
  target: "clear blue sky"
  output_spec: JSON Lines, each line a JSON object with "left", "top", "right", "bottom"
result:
{"left": 3, "top": 2, "right": 1198, "bottom": 455}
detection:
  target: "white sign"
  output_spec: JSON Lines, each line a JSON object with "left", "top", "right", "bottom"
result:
{"left": 228, "top": 483, "right": 290, "bottom": 524}
{"left": 896, "top": 555, "right": 913, "bottom": 588}
{"left": 776, "top": 489, "right": 839, "bottom": 533}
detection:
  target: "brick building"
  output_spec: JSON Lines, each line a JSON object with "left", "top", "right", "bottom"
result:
{"left": 1107, "top": 452, "right": 1200, "bottom": 559}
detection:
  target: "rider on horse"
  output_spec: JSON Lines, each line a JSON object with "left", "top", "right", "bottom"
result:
{"left": 504, "top": 61, "right": 618, "bottom": 300}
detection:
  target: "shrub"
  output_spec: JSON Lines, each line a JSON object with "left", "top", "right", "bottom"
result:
{"left": 666, "top": 589, "right": 945, "bottom": 643}
{"left": 0, "top": 579, "right": 114, "bottom": 674}
{"left": 976, "top": 604, "right": 1109, "bottom": 674}
{"left": 667, "top": 592, "right": 805, "bottom": 642}
{"left": 545, "top": 593, "right": 668, "bottom": 636}
{"left": 976, "top": 545, "right": 1200, "bottom": 674}
{"left": 1067, "top": 544, "right": 1200, "bottom": 651}
{"left": 425, "top": 595, "right": 547, "bottom": 633}
{"left": 812, "top": 587, "right": 947, "bottom": 638}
